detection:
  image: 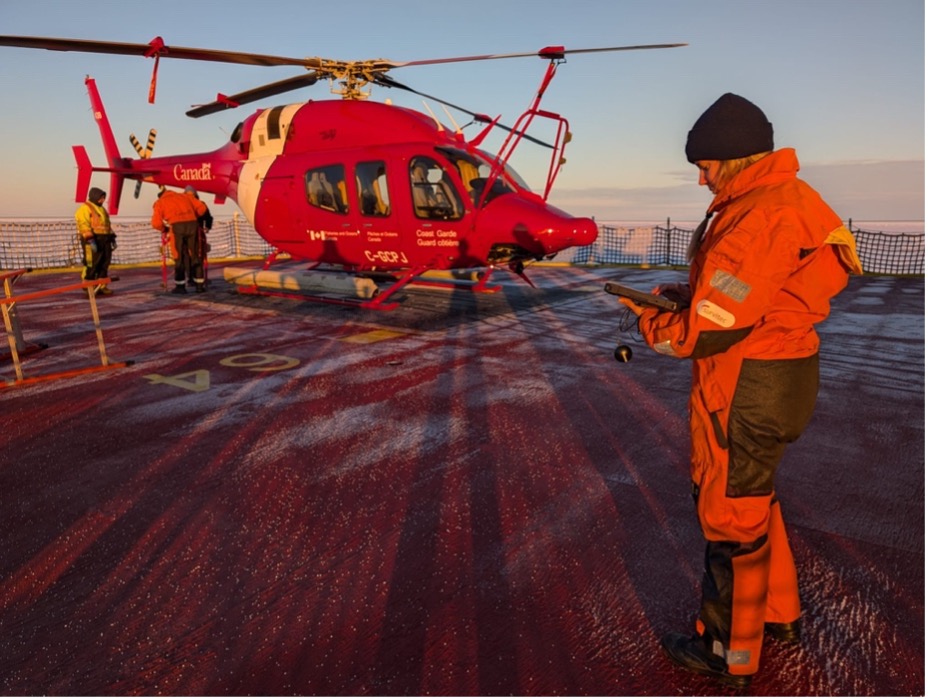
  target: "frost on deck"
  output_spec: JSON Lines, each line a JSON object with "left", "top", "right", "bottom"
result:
{"left": 0, "top": 266, "right": 923, "bottom": 696}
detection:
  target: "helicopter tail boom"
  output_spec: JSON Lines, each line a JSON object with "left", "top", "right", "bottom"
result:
{"left": 82, "top": 75, "right": 131, "bottom": 214}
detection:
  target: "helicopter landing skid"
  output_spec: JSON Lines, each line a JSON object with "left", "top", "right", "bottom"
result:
{"left": 407, "top": 268, "right": 502, "bottom": 295}
{"left": 228, "top": 263, "right": 437, "bottom": 311}
{"left": 234, "top": 284, "right": 402, "bottom": 311}
{"left": 228, "top": 253, "right": 512, "bottom": 310}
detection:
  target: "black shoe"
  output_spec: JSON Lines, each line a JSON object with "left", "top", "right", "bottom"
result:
{"left": 765, "top": 619, "right": 801, "bottom": 643}
{"left": 661, "top": 632, "right": 752, "bottom": 688}
{"left": 195, "top": 283, "right": 207, "bottom": 293}
{"left": 108, "top": 275, "right": 120, "bottom": 282}
{"left": 171, "top": 285, "right": 187, "bottom": 295}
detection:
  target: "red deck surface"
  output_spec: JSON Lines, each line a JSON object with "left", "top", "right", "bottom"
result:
{"left": 1, "top": 264, "right": 923, "bottom": 695}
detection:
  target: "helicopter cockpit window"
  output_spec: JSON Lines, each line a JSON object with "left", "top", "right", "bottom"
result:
{"left": 409, "top": 157, "right": 463, "bottom": 221}
{"left": 356, "top": 161, "right": 390, "bottom": 217}
{"left": 437, "top": 147, "right": 518, "bottom": 208}
{"left": 305, "top": 165, "right": 348, "bottom": 214}
{"left": 231, "top": 121, "right": 248, "bottom": 155}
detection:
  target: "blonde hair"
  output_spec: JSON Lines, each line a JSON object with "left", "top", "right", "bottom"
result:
{"left": 715, "top": 151, "right": 772, "bottom": 187}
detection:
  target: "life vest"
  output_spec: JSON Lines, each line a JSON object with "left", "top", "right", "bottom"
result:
{"left": 75, "top": 201, "right": 111, "bottom": 237}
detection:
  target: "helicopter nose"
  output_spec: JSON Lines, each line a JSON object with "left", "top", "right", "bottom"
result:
{"left": 569, "top": 216, "right": 599, "bottom": 247}
{"left": 538, "top": 215, "right": 599, "bottom": 254}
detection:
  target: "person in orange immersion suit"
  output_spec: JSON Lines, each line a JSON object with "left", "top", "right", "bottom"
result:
{"left": 617, "top": 93, "right": 862, "bottom": 688}
{"left": 152, "top": 187, "right": 208, "bottom": 294}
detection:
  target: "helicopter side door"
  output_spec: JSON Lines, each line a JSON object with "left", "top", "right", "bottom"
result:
{"left": 398, "top": 154, "right": 476, "bottom": 269}
{"left": 297, "top": 162, "right": 357, "bottom": 264}
{"left": 351, "top": 158, "right": 407, "bottom": 269}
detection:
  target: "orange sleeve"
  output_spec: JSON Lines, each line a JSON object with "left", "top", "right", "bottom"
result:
{"left": 185, "top": 192, "right": 208, "bottom": 217}
{"left": 151, "top": 202, "right": 165, "bottom": 231}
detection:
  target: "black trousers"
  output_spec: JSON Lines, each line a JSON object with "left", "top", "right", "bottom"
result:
{"left": 171, "top": 221, "right": 203, "bottom": 285}
{"left": 81, "top": 233, "right": 114, "bottom": 281}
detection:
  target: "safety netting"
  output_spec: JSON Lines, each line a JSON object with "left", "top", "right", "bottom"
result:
{"left": 0, "top": 217, "right": 922, "bottom": 275}
{"left": 565, "top": 222, "right": 924, "bottom": 275}
{"left": 0, "top": 217, "right": 274, "bottom": 270}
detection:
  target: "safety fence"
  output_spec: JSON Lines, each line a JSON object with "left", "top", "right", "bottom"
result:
{"left": 0, "top": 216, "right": 923, "bottom": 275}
{"left": 0, "top": 216, "right": 273, "bottom": 270}
{"left": 565, "top": 220, "right": 925, "bottom": 275}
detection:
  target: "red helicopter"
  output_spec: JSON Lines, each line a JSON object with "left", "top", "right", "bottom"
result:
{"left": 0, "top": 36, "right": 686, "bottom": 309}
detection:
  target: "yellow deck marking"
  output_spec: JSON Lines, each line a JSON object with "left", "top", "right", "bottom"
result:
{"left": 341, "top": 329, "right": 407, "bottom": 344}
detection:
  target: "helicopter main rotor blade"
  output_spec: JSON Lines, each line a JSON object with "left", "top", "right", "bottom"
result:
{"left": 0, "top": 35, "right": 321, "bottom": 68}
{"left": 186, "top": 72, "right": 320, "bottom": 118}
{"left": 0, "top": 36, "right": 686, "bottom": 119}
{"left": 0, "top": 36, "right": 685, "bottom": 71}
{"left": 384, "top": 43, "right": 688, "bottom": 69}
{"left": 372, "top": 74, "right": 554, "bottom": 149}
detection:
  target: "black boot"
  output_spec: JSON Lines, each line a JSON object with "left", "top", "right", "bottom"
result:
{"left": 765, "top": 619, "right": 801, "bottom": 643}
{"left": 661, "top": 632, "right": 752, "bottom": 688}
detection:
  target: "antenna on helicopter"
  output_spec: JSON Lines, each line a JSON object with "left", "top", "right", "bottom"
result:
{"left": 421, "top": 101, "right": 444, "bottom": 132}
{"left": 441, "top": 105, "right": 463, "bottom": 137}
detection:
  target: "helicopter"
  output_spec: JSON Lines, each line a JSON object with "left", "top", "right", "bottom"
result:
{"left": 0, "top": 36, "right": 686, "bottom": 309}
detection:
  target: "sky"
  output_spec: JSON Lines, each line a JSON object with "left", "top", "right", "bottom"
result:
{"left": 0, "top": 0, "right": 923, "bottom": 224}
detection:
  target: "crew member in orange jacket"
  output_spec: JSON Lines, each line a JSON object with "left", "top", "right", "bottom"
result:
{"left": 617, "top": 93, "right": 862, "bottom": 687}
{"left": 152, "top": 187, "right": 208, "bottom": 294}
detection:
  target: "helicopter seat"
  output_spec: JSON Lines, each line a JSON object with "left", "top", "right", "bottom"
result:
{"left": 358, "top": 177, "right": 389, "bottom": 217}
{"left": 360, "top": 189, "right": 381, "bottom": 216}
{"left": 307, "top": 172, "right": 324, "bottom": 208}
{"left": 335, "top": 179, "right": 348, "bottom": 213}
{"left": 308, "top": 171, "right": 338, "bottom": 212}
{"left": 412, "top": 184, "right": 436, "bottom": 217}
{"left": 372, "top": 179, "right": 389, "bottom": 215}
{"left": 411, "top": 165, "right": 439, "bottom": 217}
{"left": 434, "top": 179, "right": 460, "bottom": 218}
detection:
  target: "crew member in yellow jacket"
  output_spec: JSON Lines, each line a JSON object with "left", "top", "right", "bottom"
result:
{"left": 617, "top": 93, "right": 862, "bottom": 688}
{"left": 75, "top": 187, "right": 116, "bottom": 295}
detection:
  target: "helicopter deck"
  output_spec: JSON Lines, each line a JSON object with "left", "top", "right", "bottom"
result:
{"left": 0, "top": 263, "right": 923, "bottom": 695}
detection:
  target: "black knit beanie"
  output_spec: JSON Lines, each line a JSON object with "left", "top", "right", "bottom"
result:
{"left": 685, "top": 93, "right": 774, "bottom": 163}
{"left": 88, "top": 187, "right": 106, "bottom": 204}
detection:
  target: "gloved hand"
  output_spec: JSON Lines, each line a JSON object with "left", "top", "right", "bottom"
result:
{"left": 655, "top": 282, "right": 692, "bottom": 309}
{"left": 87, "top": 237, "right": 98, "bottom": 253}
{"left": 110, "top": 236, "right": 117, "bottom": 251}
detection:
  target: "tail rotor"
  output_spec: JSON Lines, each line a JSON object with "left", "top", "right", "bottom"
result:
{"left": 129, "top": 128, "right": 157, "bottom": 198}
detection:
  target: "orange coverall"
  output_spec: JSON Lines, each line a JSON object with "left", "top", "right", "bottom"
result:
{"left": 152, "top": 190, "right": 208, "bottom": 284}
{"left": 636, "top": 148, "right": 862, "bottom": 677}
{"left": 151, "top": 190, "right": 206, "bottom": 242}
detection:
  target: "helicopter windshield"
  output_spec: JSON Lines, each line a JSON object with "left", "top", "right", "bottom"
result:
{"left": 437, "top": 147, "right": 526, "bottom": 207}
